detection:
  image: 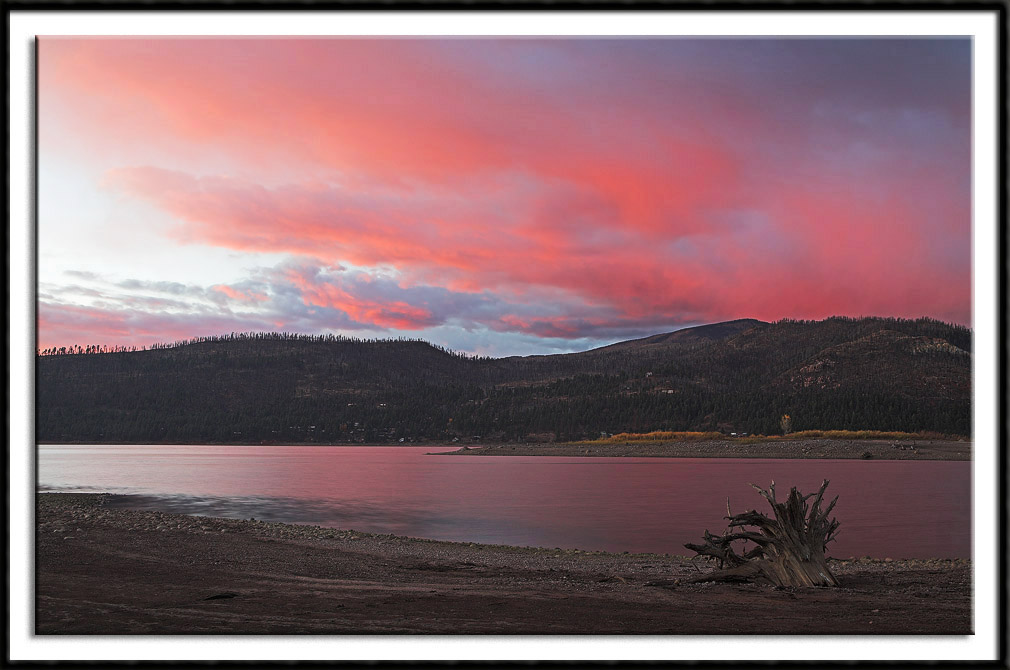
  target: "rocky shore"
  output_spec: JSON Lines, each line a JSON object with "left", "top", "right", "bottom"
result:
{"left": 35, "top": 493, "right": 971, "bottom": 635}
{"left": 437, "top": 438, "right": 970, "bottom": 460}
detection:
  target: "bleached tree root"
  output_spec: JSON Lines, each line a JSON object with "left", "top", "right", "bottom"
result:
{"left": 684, "top": 480, "right": 840, "bottom": 587}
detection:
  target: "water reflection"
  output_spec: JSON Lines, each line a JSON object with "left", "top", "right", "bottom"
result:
{"left": 38, "top": 445, "right": 971, "bottom": 558}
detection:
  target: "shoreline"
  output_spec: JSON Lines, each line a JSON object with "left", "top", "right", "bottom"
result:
{"left": 36, "top": 493, "right": 971, "bottom": 634}
{"left": 435, "top": 437, "right": 971, "bottom": 460}
{"left": 40, "top": 437, "right": 971, "bottom": 460}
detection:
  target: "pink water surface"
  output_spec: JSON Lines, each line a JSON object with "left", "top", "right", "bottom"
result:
{"left": 38, "top": 445, "right": 971, "bottom": 558}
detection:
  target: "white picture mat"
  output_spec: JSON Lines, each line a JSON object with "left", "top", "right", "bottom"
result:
{"left": 8, "top": 8, "right": 1000, "bottom": 663}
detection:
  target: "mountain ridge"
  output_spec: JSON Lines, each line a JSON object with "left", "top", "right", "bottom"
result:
{"left": 36, "top": 316, "right": 972, "bottom": 443}
{"left": 589, "top": 318, "right": 768, "bottom": 352}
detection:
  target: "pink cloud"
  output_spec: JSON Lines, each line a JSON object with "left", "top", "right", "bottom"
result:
{"left": 211, "top": 284, "right": 268, "bottom": 303}
{"left": 101, "top": 165, "right": 969, "bottom": 328}
{"left": 37, "top": 302, "right": 267, "bottom": 351}
{"left": 279, "top": 265, "right": 438, "bottom": 330}
{"left": 38, "top": 38, "right": 972, "bottom": 348}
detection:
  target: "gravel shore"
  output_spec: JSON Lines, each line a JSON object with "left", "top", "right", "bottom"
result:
{"left": 35, "top": 493, "right": 971, "bottom": 635}
{"left": 437, "top": 438, "right": 970, "bottom": 460}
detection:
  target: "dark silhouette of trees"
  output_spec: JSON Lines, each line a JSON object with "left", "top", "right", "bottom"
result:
{"left": 36, "top": 317, "right": 972, "bottom": 444}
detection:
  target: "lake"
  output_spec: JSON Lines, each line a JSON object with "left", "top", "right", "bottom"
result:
{"left": 37, "top": 445, "right": 971, "bottom": 559}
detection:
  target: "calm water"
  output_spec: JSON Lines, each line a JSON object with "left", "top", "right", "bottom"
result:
{"left": 37, "top": 445, "right": 971, "bottom": 559}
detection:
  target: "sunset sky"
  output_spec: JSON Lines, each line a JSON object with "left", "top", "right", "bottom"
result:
{"left": 37, "top": 37, "right": 971, "bottom": 356}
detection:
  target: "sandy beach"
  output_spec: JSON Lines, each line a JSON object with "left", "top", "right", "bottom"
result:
{"left": 35, "top": 493, "right": 970, "bottom": 635}
{"left": 437, "top": 438, "right": 971, "bottom": 460}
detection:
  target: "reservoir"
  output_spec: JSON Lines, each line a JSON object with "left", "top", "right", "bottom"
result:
{"left": 37, "top": 445, "right": 970, "bottom": 559}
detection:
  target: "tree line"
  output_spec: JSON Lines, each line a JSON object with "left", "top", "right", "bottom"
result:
{"left": 36, "top": 316, "right": 972, "bottom": 444}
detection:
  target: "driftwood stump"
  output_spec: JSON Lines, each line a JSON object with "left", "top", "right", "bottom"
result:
{"left": 684, "top": 479, "right": 840, "bottom": 587}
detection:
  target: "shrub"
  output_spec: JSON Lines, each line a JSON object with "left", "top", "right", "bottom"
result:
{"left": 572, "top": 431, "right": 723, "bottom": 444}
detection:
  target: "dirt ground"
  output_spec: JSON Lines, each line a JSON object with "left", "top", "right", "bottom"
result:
{"left": 438, "top": 438, "right": 971, "bottom": 460}
{"left": 34, "top": 493, "right": 970, "bottom": 635}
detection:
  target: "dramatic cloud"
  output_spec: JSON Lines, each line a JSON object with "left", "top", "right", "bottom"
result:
{"left": 37, "top": 38, "right": 971, "bottom": 353}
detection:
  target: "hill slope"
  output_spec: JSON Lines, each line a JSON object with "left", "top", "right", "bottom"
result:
{"left": 592, "top": 318, "right": 766, "bottom": 351}
{"left": 36, "top": 317, "right": 971, "bottom": 443}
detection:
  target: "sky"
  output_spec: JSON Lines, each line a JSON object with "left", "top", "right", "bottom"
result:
{"left": 37, "top": 37, "right": 972, "bottom": 356}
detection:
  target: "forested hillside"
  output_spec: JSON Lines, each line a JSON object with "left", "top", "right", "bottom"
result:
{"left": 36, "top": 316, "right": 971, "bottom": 443}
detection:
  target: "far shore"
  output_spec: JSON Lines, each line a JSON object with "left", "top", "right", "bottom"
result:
{"left": 41, "top": 437, "right": 971, "bottom": 461}
{"left": 36, "top": 493, "right": 970, "bottom": 635}
{"left": 434, "top": 437, "right": 971, "bottom": 460}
